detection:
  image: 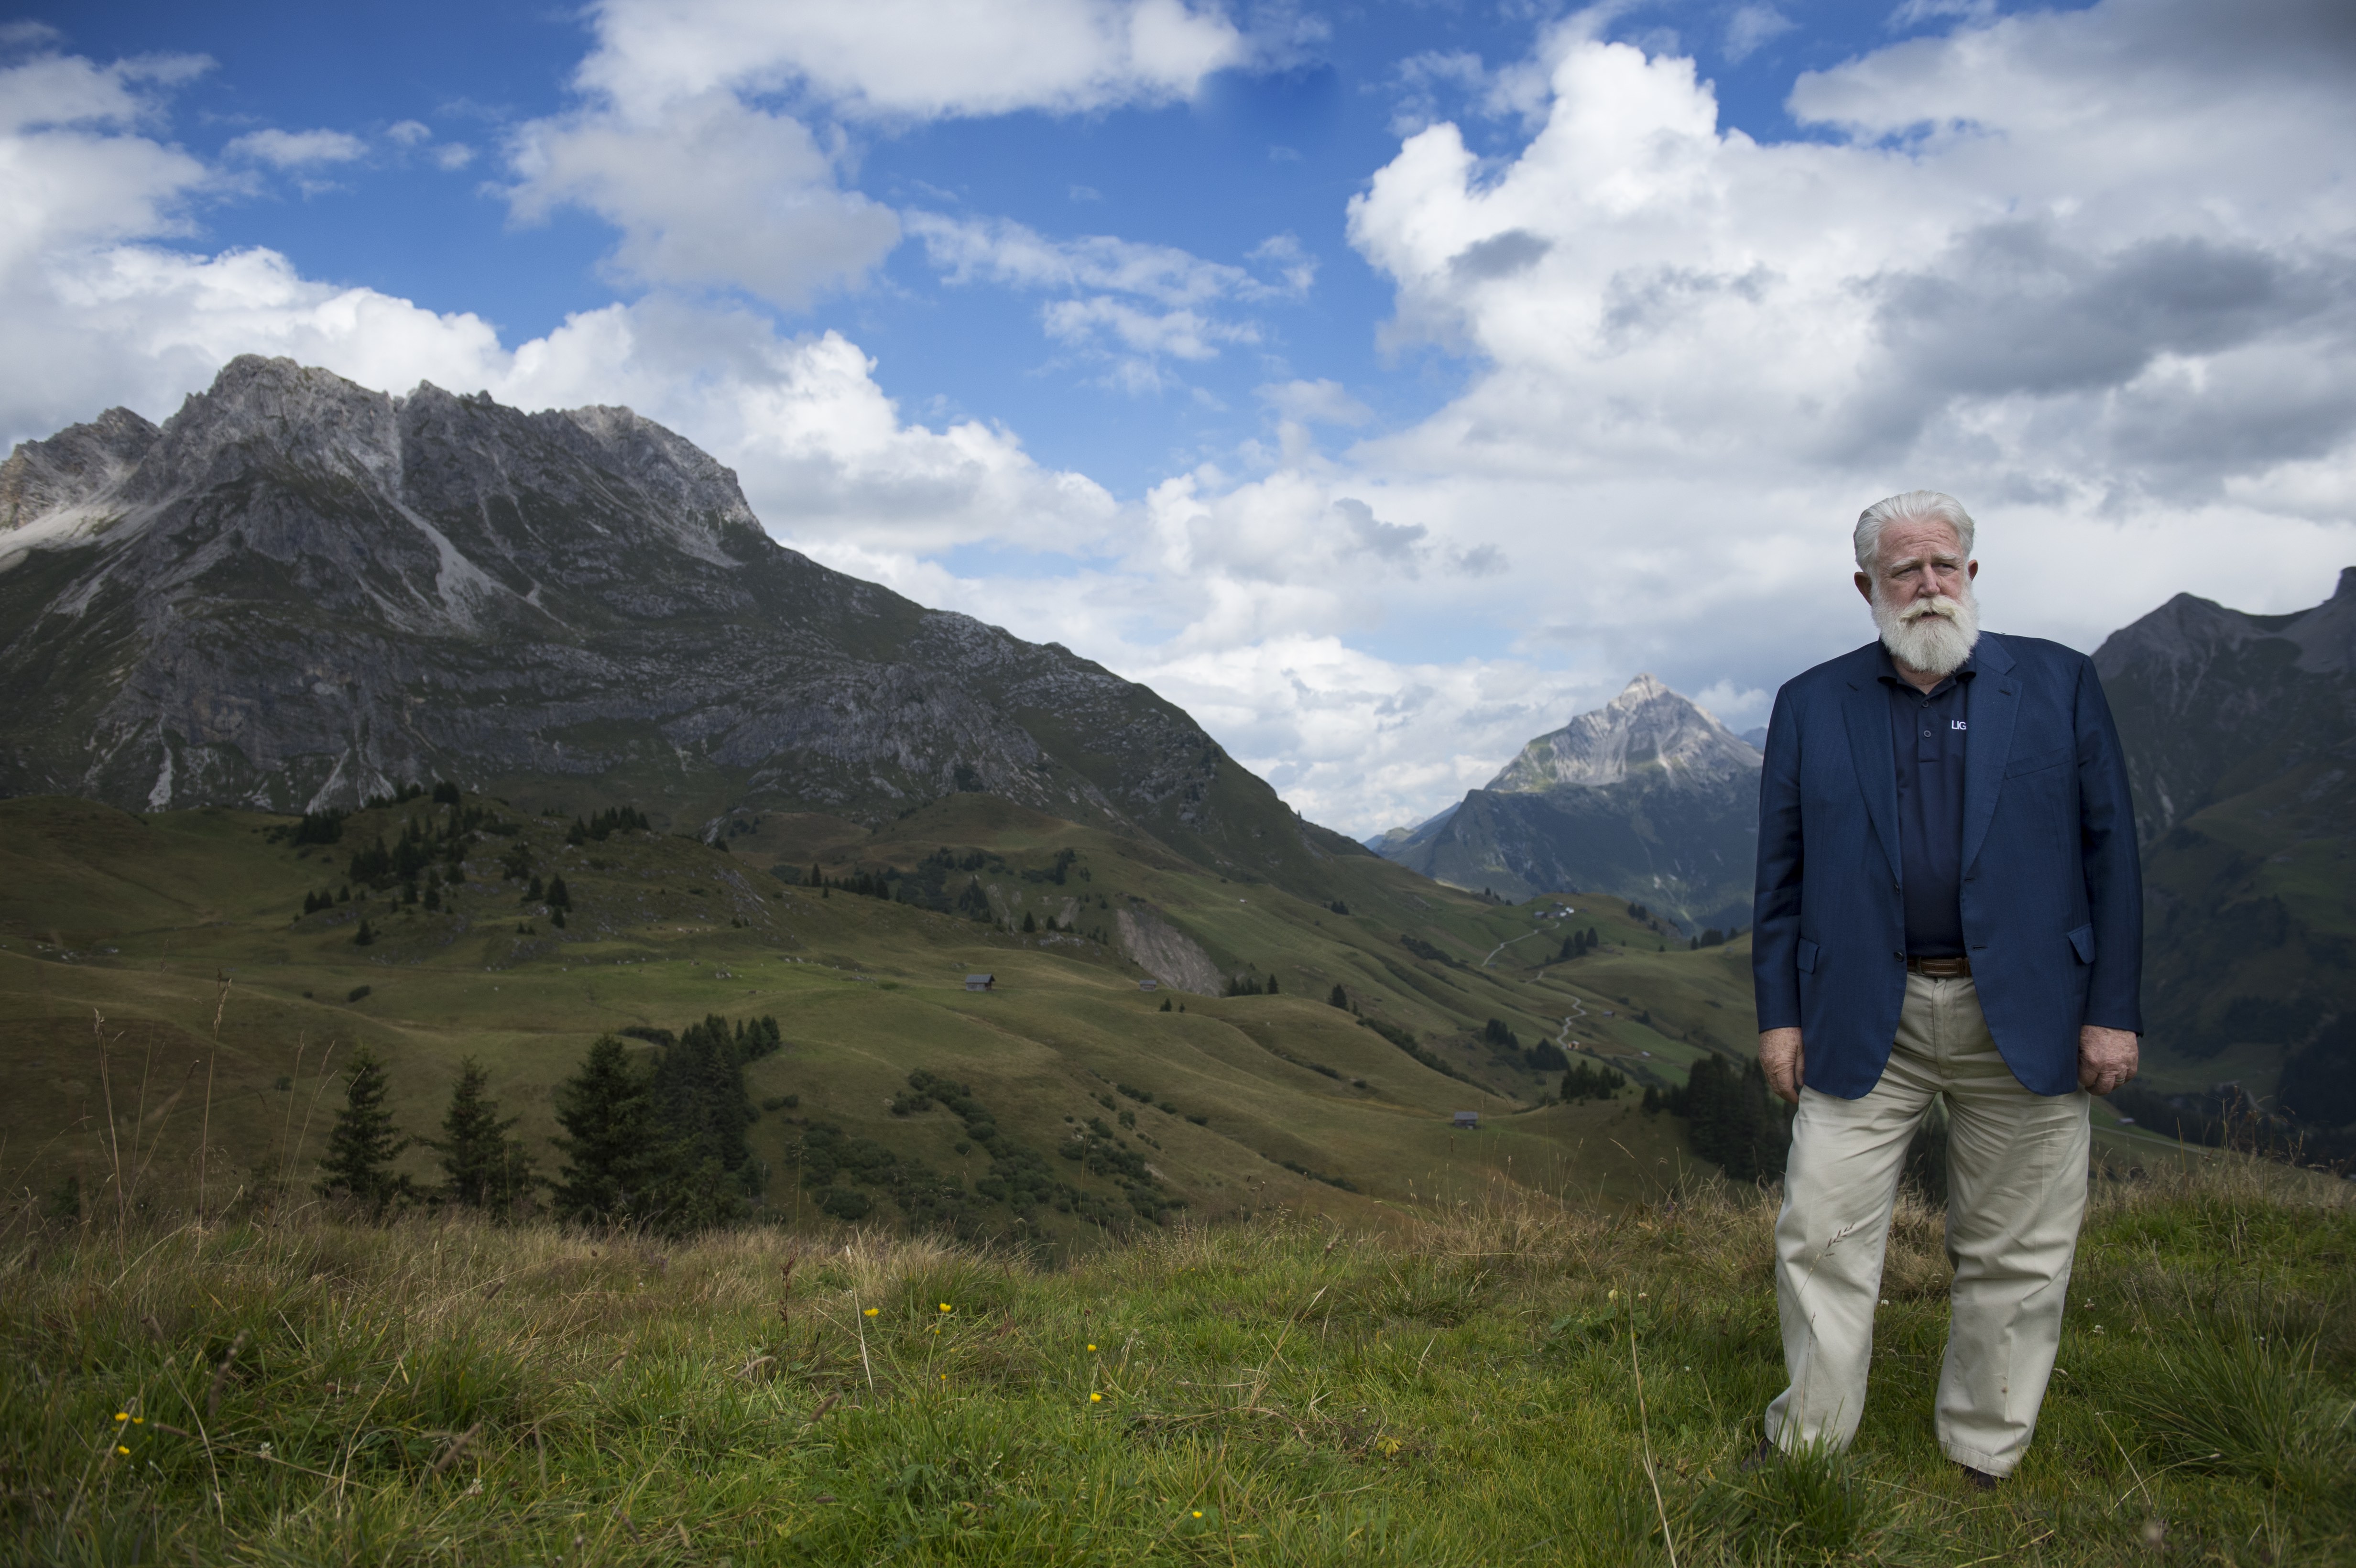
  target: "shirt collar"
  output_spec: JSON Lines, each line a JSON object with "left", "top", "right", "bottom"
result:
{"left": 1875, "top": 639, "right": 1978, "bottom": 695}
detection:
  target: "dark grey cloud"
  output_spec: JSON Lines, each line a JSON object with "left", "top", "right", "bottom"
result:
{"left": 1838, "top": 218, "right": 2356, "bottom": 474}
{"left": 1449, "top": 229, "right": 1550, "bottom": 283}
{"left": 1874, "top": 221, "right": 2339, "bottom": 399}
{"left": 2103, "top": 0, "right": 2356, "bottom": 85}
{"left": 1334, "top": 496, "right": 1428, "bottom": 564}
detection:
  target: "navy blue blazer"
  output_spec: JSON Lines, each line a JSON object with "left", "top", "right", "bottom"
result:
{"left": 1751, "top": 632, "right": 2142, "bottom": 1098}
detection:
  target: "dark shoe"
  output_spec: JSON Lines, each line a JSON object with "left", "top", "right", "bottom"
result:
{"left": 1958, "top": 1463, "right": 2000, "bottom": 1492}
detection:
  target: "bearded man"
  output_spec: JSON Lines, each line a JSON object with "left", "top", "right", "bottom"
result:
{"left": 1750, "top": 490, "right": 2142, "bottom": 1488}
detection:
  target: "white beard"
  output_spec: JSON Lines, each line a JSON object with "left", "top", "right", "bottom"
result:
{"left": 1873, "top": 581, "right": 1981, "bottom": 676}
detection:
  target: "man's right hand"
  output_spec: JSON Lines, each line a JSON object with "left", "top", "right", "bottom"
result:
{"left": 1759, "top": 1027, "right": 1804, "bottom": 1105}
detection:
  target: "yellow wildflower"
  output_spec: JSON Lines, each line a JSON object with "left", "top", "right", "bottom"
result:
{"left": 116, "top": 1445, "right": 131, "bottom": 1456}
{"left": 939, "top": 1303, "right": 953, "bottom": 1313}
{"left": 1090, "top": 1392, "right": 1102, "bottom": 1403}
{"left": 1086, "top": 1343, "right": 1096, "bottom": 1351}
{"left": 114, "top": 1413, "right": 129, "bottom": 1422}
{"left": 863, "top": 1307, "right": 879, "bottom": 1317}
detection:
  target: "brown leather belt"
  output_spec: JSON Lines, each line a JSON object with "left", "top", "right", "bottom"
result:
{"left": 1906, "top": 954, "right": 1973, "bottom": 978}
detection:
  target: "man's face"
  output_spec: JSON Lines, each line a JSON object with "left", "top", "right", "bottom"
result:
{"left": 1854, "top": 519, "right": 1976, "bottom": 607}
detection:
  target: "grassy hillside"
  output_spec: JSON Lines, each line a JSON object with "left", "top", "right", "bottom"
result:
{"left": 0, "top": 792, "right": 1792, "bottom": 1235}
{"left": 4, "top": 1158, "right": 2347, "bottom": 1565}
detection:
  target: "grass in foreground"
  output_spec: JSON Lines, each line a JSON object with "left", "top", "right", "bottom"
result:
{"left": 2, "top": 1159, "right": 2350, "bottom": 1566}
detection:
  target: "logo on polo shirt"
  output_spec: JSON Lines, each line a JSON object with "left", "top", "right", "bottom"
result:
{"left": 1951, "top": 720, "right": 1967, "bottom": 730}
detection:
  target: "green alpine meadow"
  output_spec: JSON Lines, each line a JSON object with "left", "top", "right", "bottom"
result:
{"left": 3, "top": 361, "right": 2351, "bottom": 1563}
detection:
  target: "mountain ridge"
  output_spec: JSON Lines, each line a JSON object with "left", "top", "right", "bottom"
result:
{"left": 1371, "top": 675, "right": 1762, "bottom": 929}
{"left": 0, "top": 357, "right": 1369, "bottom": 898}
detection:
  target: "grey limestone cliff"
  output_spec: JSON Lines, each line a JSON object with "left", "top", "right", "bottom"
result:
{"left": 0, "top": 357, "right": 1367, "bottom": 892}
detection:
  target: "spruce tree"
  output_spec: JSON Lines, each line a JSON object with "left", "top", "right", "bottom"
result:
{"left": 1021, "top": 911, "right": 1037, "bottom": 933}
{"left": 651, "top": 1015, "right": 755, "bottom": 1198}
{"left": 433, "top": 1057, "right": 533, "bottom": 1209}
{"left": 1329, "top": 983, "right": 1349, "bottom": 1009}
{"left": 315, "top": 1047, "right": 412, "bottom": 1210}
{"left": 352, "top": 917, "right": 374, "bottom": 946}
{"left": 1266, "top": 973, "right": 1280, "bottom": 994}
{"left": 550, "top": 1035, "right": 665, "bottom": 1223}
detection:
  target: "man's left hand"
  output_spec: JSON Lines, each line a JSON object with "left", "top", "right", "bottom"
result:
{"left": 2078, "top": 1026, "right": 2139, "bottom": 1096}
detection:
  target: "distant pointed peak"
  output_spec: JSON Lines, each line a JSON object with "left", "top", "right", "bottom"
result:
{"left": 1618, "top": 673, "right": 1670, "bottom": 699}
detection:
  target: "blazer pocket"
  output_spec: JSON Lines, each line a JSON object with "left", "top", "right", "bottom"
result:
{"left": 2005, "top": 745, "right": 2074, "bottom": 779}
{"left": 1795, "top": 938, "right": 1819, "bottom": 974}
{"left": 2066, "top": 924, "right": 2095, "bottom": 964}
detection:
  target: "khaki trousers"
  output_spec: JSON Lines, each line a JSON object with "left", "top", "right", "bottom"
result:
{"left": 1765, "top": 973, "right": 2089, "bottom": 1476}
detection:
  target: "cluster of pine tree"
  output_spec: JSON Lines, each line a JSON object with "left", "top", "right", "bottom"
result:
{"left": 1559, "top": 1058, "right": 1625, "bottom": 1102}
{"left": 267, "top": 809, "right": 346, "bottom": 847}
{"left": 550, "top": 1015, "right": 779, "bottom": 1232}
{"left": 1687, "top": 927, "right": 1734, "bottom": 949}
{"left": 1557, "top": 926, "right": 1601, "bottom": 961}
{"left": 565, "top": 805, "right": 651, "bottom": 846}
{"left": 1483, "top": 1015, "right": 1569, "bottom": 1074}
{"left": 1398, "top": 933, "right": 1461, "bottom": 968}
{"left": 311, "top": 1014, "right": 786, "bottom": 1234}
{"left": 537, "top": 873, "right": 571, "bottom": 927}
{"left": 298, "top": 885, "right": 352, "bottom": 915}
{"left": 1224, "top": 970, "right": 1279, "bottom": 996}
{"left": 313, "top": 1050, "right": 533, "bottom": 1214}
{"left": 1645, "top": 1056, "right": 1791, "bottom": 1182}
{"left": 345, "top": 798, "right": 507, "bottom": 894}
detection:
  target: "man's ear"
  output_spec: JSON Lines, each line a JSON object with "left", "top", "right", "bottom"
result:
{"left": 1966, "top": 559, "right": 1978, "bottom": 581}
{"left": 1854, "top": 570, "right": 1874, "bottom": 603}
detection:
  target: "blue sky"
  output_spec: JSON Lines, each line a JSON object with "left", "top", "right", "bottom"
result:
{"left": 4, "top": 1, "right": 2351, "bottom": 832}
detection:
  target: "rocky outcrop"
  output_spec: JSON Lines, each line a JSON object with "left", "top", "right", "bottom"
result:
{"left": 0, "top": 357, "right": 1371, "bottom": 895}
{"left": 1113, "top": 906, "right": 1224, "bottom": 996}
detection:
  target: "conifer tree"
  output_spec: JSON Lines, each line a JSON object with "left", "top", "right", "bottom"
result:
{"left": 545, "top": 874, "right": 570, "bottom": 909}
{"left": 352, "top": 917, "right": 374, "bottom": 947}
{"left": 1267, "top": 973, "right": 1280, "bottom": 994}
{"left": 1329, "top": 983, "right": 1349, "bottom": 1009}
{"left": 315, "top": 1047, "right": 412, "bottom": 1210}
{"left": 1021, "top": 911, "right": 1037, "bottom": 933}
{"left": 651, "top": 1015, "right": 756, "bottom": 1198}
{"left": 433, "top": 1057, "right": 533, "bottom": 1209}
{"left": 550, "top": 1035, "right": 665, "bottom": 1224}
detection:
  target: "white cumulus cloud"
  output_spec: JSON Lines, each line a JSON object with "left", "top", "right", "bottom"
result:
{"left": 573, "top": 0, "right": 1247, "bottom": 122}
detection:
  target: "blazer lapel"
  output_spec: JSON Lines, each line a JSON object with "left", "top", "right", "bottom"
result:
{"left": 1961, "top": 634, "right": 2020, "bottom": 875}
{"left": 1841, "top": 649, "right": 1902, "bottom": 882}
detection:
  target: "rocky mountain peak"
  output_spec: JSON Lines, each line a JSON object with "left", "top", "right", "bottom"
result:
{"left": 1, "top": 405, "right": 160, "bottom": 530}
{"left": 0, "top": 357, "right": 1364, "bottom": 900}
{"left": 1485, "top": 674, "right": 1760, "bottom": 794}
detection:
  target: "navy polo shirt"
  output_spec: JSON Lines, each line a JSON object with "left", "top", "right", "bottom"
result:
{"left": 1877, "top": 644, "right": 1975, "bottom": 958}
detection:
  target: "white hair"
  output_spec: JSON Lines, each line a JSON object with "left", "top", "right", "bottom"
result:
{"left": 1854, "top": 490, "right": 1975, "bottom": 574}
